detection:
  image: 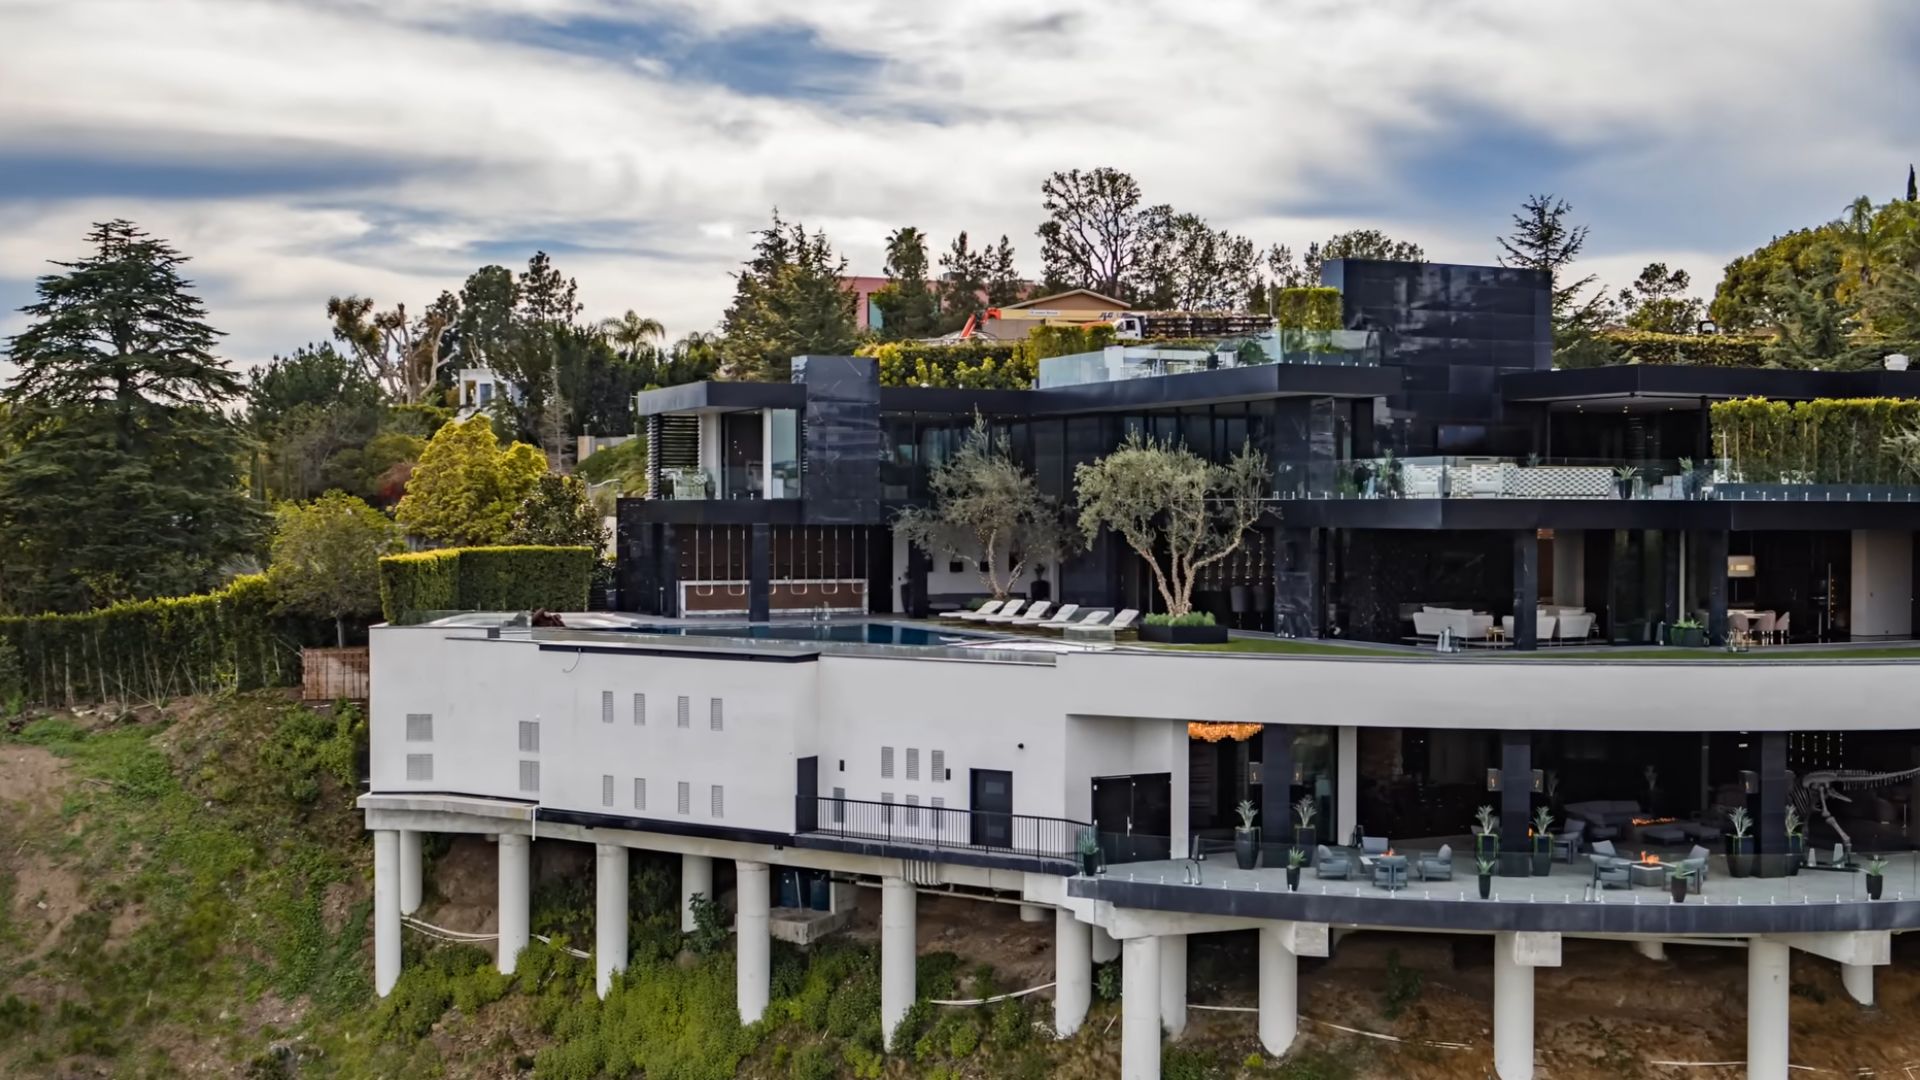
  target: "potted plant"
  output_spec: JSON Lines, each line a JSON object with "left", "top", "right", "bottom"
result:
{"left": 1727, "top": 807, "right": 1754, "bottom": 878}
{"left": 1285, "top": 847, "right": 1306, "bottom": 891}
{"left": 1473, "top": 805, "right": 1499, "bottom": 863}
{"left": 1233, "top": 800, "right": 1260, "bottom": 870}
{"left": 1613, "top": 464, "right": 1641, "bottom": 499}
{"left": 1531, "top": 807, "right": 1555, "bottom": 876}
{"left": 1866, "top": 856, "right": 1887, "bottom": 900}
{"left": 1077, "top": 828, "right": 1103, "bottom": 877}
{"left": 1676, "top": 456, "right": 1697, "bottom": 499}
{"left": 1668, "top": 618, "right": 1705, "bottom": 648}
{"left": 1784, "top": 808, "right": 1804, "bottom": 877}
{"left": 1293, "top": 795, "right": 1318, "bottom": 851}
{"left": 1476, "top": 858, "right": 1495, "bottom": 899}
{"left": 1670, "top": 862, "right": 1695, "bottom": 903}
{"left": 1139, "top": 611, "right": 1231, "bottom": 645}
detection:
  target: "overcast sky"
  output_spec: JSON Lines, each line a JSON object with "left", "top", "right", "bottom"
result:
{"left": 3, "top": 0, "right": 1918, "bottom": 367}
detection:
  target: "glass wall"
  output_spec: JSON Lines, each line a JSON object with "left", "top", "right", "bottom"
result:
{"left": 768, "top": 409, "right": 802, "bottom": 499}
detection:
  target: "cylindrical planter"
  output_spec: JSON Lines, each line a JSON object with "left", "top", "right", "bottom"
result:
{"left": 1286, "top": 867, "right": 1301, "bottom": 892}
{"left": 1295, "top": 826, "right": 1317, "bottom": 853}
{"left": 1477, "top": 875, "right": 1492, "bottom": 900}
{"left": 1080, "top": 850, "right": 1103, "bottom": 877}
{"left": 1671, "top": 877, "right": 1687, "bottom": 903}
{"left": 1786, "top": 837, "right": 1803, "bottom": 876}
{"left": 1233, "top": 828, "right": 1260, "bottom": 870}
{"left": 1868, "top": 875, "right": 1885, "bottom": 900}
{"left": 1728, "top": 840, "right": 1753, "bottom": 878}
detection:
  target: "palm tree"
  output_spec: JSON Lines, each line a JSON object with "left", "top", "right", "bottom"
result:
{"left": 600, "top": 310, "right": 666, "bottom": 361}
{"left": 1836, "top": 197, "right": 1906, "bottom": 300}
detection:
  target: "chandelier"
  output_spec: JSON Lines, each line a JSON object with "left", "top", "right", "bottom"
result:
{"left": 1188, "top": 721, "right": 1263, "bottom": 743}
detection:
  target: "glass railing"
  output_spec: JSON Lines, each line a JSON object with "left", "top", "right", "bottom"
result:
{"left": 1037, "top": 332, "right": 1380, "bottom": 389}
{"left": 657, "top": 466, "right": 799, "bottom": 501}
{"left": 1077, "top": 832, "right": 1920, "bottom": 908}
{"left": 1276, "top": 458, "right": 1717, "bottom": 501}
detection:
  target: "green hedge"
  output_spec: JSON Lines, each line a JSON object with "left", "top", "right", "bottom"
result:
{"left": 858, "top": 340, "right": 1035, "bottom": 389}
{"left": 1274, "top": 287, "right": 1341, "bottom": 332}
{"left": 1711, "top": 397, "right": 1920, "bottom": 484}
{"left": 0, "top": 575, "right": 335, "bottom": 706}
{"left": 379, "top": 546, "right": 594, "bottom": 623}
{"left": 1600, "top": 330, "right": 1772, "bottom": 367}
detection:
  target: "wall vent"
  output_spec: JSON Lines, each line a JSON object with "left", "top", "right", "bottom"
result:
{"left": 905, "top": 793, "right": 920, "bottom": 826}
{"left": 518, "top": 720, "right": 540, "bottom": 753}
{"left": 519, "top": 760, "right": 540, "bottom": 793}
{"left": 930, "top": 750, "right": 945, "bottom": 782}
{"left": 880, "top": 746, "right": 894, "bottom": 779}
{"left": 676, "top": 696, "right": 690, "bottom": 729}
{"left": 405, "top": 713, "right": 433, "bottom": 742}
{"left": 831, "top": 786, "right": 846, "bottom": 823}
{"left": 405, "top": 754, "right": 433, "bottom": 781}
{"left": 602, "top": 774, "right": 615, "bottom": 806}
{"left": 906, "top": 748, "right": 920, "bottom": 781}
{"left": 601, "top": 691, "right": 614, "bottom": 724}
{"left": 633, "top": 693, "right": 646, "bottom": 726}
{"left": 710, "top": 698, "right": 723, "bottom": 731}
{"left": 677, "top": 781, "right": 691, "bottom": 814}
{"left": 711, "top": 785, "right": 724, "bottom": 818}
{"left": 634, "top": 777, "right": 647, "bottom": 811}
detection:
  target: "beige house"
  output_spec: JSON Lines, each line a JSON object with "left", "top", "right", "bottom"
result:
{"left": 975, "top": 288, "right": 1129, "bottom": 341}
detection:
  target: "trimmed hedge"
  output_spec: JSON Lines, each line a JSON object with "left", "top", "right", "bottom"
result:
{"left": 1274, "top": 287, "right": 1342, "bottom": 332}
{"left": 858, "top": 326, "right": 1117, "bottom": 390}
{"left": 0, "top": 575, "right": 335, "bottom": 706}
{"left": 1600, "top": 330, "right": 1772, "bottom": 367}
{"left": 379, "top": 546, "right": 595, "bottom": 623}
{"left": 1711, "top": 397, "right": 1920, "bottom": 484}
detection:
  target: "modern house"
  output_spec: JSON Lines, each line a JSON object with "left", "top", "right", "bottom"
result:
{"left": 363, "top": 260, "right": 1920, "bottom": 1080}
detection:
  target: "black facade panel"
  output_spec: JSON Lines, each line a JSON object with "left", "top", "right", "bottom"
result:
{"left": 794, "top": 355, "right": 883, "bottom": 525}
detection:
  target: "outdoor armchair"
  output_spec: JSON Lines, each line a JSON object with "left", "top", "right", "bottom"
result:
{"left": 1313, "top": 844, "right": 1351, "bottom": 879}
{"left": 1415, "top": 843, "right": 1453, "bottom": 882}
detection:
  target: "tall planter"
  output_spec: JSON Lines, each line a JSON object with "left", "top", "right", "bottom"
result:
{"left": 1234, "top": 827, "right": 1260, "bottom": 870}
{"left": 1728, "top": 837, "right": 1754, "bottom": 878}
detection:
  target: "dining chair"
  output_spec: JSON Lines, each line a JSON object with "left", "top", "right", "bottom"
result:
{"left": 1750, "top": 611, "right": 1775, "bottom": 644}
{"left": 1772, "top": 611, "right": 1791, "bottom": 644}
{"left": 1726, "top": 610, "right": 1750, "bottom": 644}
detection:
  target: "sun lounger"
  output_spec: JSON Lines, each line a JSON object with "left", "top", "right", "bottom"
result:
{"left": 1040, "top": 609, "right": 1109, "bottom": 631}
{"left": 1107, "top": 609, "right": 1140, "bottom": 632}
{"left": 961, "top": 599, "right": 1025, "bottom": 622}
{"left": 1011, "top": 603, "right": 1074, "bottom": 627}
{"left": 984, "top": 600, "right": 1050, "bottom": 624}
{"left": 940, "top": 599, "right": 1001, "bottom": 620}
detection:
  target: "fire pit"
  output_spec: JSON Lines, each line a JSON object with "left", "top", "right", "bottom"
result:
{"left": 1628, "top": 854, "right": 1670, "bottom": 888}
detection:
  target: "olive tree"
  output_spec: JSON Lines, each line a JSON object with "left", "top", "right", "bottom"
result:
{"left": 1073, "top": 433, "right": 1269, "bottom": 617}
{"left": 893, "top": 419, "right": 1075, "bottom": 600}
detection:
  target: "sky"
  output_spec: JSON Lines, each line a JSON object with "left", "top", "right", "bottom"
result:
{"left": 2, "top": 0, "right": 1918, "bottom": 368}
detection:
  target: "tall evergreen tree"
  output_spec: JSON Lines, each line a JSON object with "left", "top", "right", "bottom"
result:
{"left": 871, "top": 226, "right": 938, "bottom": 339}
{"left": 1907, "top": 164, "right": 1916, "bottom": 203}
{"left": 0, "top": 221, "right": 263, "bottom": 612}
{"left": 718, "top": 211, "right": 858, "bottom": 380}
{"left": 938, "top": 231, "right": 989, "bottom": 332}
{"left": 983, "top": 235, "right": 1024, "bottom": 307}
{"left": 1498, "top": 194, "right": 1609, "bottom": 356}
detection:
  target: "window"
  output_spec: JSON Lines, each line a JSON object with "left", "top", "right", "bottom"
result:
{"left": 406, "top": 754, "right": 433, "bottom": 781}
{"left": 602, "top": 774, "right": 615, "bottom": 806}
{"left": 711, "top": 785, "right": 724, "bottom": 818}
{"left": 478, "top": 382, "right": 494, "bottom": 405}
{"left": 677, "top": 696, "right": 690, "bottom": 729}
{"left": 519, "top": 760, "right": 540, "bottom": 793}
{"left": 518, "top": 720, "right": 540, "bottom": 753}
{"left": 930, "top": 749, "right": 945, "bottom": 782}
{"left": 881, "top": 746, "right": 895, "bottom": 779}
{"left": 831, "top": 786, "right": 846, "bottom": 824}
{"left": 906, "top": 748, "right": 919, "bottom": 781}
{"left": 677, "top": 781, "right": 691, "bottom": 815}
{"left": 634, "top": 778, "right": 647, "bottom": 811}
{"left": 601, "top": 691, "right": 614, "bottom": 724}
{"left": 405, "top": 713, "right": 433, "bottom": 742}
{"left": 710, "top": 698, "right": 723, "bottom": 732}
{"left": 633, "top": 693, "right": 646, "bottom": 726}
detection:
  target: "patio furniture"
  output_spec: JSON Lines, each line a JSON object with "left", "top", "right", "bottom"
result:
{"left": 1555, "top": 612, "right": 1595, "bottom": 644}
{"left": 1638, "top": 823, "right": 1687, "bottom": 845}
{"left": 1313, "top": 844, "right": 1352, "bottom": 880}
{"left": 1360, "top": 835, "right": 1390, "bottom": 857}
{"left": 1414, "top": 844, "right": 1453, "bottom": 882}
{"left": 1107, "top": 609, "right": 1141, "bottom": 633}
{"left": 1589, "top": 851, "right": 1630, "bottom": 889}
{"left": 1370, "top": 855, "right": 1409, "bottom": 891}
{"left": 1040, "top": 608, "right": 1108, "bottom": 631}
{"left": 1678, "top": 819, "right": 1722, "bottom": 844}
{"left": 1772, "top": 611, "right": 1791, "bottom": 644}
{"left": 1063, "top": 623, "right": 1117, "bottom": 644}
{"left": 983, "top": 600, "right": 1048, "bottom": 624}
{"left": 1627, "top": 862, "right": 1669, "bottom": 888}
{"left": 1006, "top": 602, "right": 1067, "bottom": 626}
{"left": 940, "top": 599, "right": 1001, "bottom": 620}
{"left": 959, "top": 600, "right": 1022, "bottom": 622}
{"left": 1566, "top": 800, "right": 1641, "bottom": 841}
{"left": 1679, "top": 844, "right": 1711, "bottom": 890}
{"left": 1749, "top": 610, "right": 1776, "bottom": 644}
{"left": 1500, "top": 615, "right": 1558, "bottom": 643}
{"left": 1551, "top": 821, "right": 1587, "bottom": 862}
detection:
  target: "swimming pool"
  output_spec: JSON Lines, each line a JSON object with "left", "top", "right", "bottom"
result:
{"left": 633, "top": 620, "right": 992, "bottom": 647}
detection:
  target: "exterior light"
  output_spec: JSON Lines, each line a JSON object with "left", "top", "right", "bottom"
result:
{"left": 1486, "top": 768, "right": 1502, "bottom": 792}
{"left": 1887, "top": 353, "right": 1911, "bottom": 372}
{"left": 1728, "top": 555, "right": 1757, "bottom": 578}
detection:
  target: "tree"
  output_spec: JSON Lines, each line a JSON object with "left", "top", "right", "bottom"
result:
{"left": 871, "top": 227, "right": 939, "bottom": 340}
{"left": 394, "top": 416, "right": 546, "bottom": 546}
{"left": 483, "top": 252, "right": 584, "bottom": 463}
{"left": 601, "top": 310, "right": 666, "bottom": 361}
{"left": 893, "top": 419, "right": 1075, "bottom": 600}
{"left": 1710, "top": 227, "right": 1846, "bottom": 331}
{"left": 326, "top": 292, "right": 457, "bottom": 404}
{"left": 984, "top": 235, "right": 1024, "bottom": 307}
{"left": 246, "top": 343, "right": 381, "bottom": 432}
{"left": 0, "top": 220, "right": 264, "bottom": 613}
{"left": 1319, "top": 229, "right": 1425, "bottom": 268}
{"left": 1036, "top": 167, "right": 1155, "bottom": 300}
{"left": 269, "top": 490, "right": 403, "bottom": 645}
{"left": 1498, "top": 194, "right": 1609, "bottom": 356}
{"left": 507, "top": 472, "right": 608, "bottom": 551}
{"left": 1617, "top": 263, "right": 1704, "bottom": 334}
{"left": 937, "top": 232, "right": 989, "bottom": 332}
{"left": 1908, "top": 165, "right": 1917, "bottom": 203}
{"left": 1139, "top": 210, "right": 1260, "bottom": 310}
{"left": 1073, "top": 433, "right": 1268, "bottom": 618}
{"left": 719, "top": 210, "right": 859, "bottom": 381}
{"left": 1762, "top": 262, "right": 1876, "bottom": 369}
{"left": 448, "top": 265, "right": 518, "bottom": 378}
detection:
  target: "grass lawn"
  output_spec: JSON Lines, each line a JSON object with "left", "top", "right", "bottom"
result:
{"left": 1142, "top": 638, "right": 1404, "bottom": 656}
{"left": 1502, "top": 646, "right": 1920, "bottom": 660}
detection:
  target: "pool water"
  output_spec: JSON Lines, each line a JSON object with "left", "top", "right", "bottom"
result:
{"left": 640, "top": 621, "right": 989, "bottom": 647}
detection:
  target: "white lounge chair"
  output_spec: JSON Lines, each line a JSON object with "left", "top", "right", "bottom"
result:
{"left": 986, "top": 600, "right": 1051, "bottom": 625}
{"left": 963, "top": 599, "right": 1025, "bottom": 623}
{"left": 1107, "top": 609, "right": 1140, "bottom": 633}
{"left": 1555, "top": 612, "right": 1594, "bottom": 644}
{"left": 940, "top": 599, "right": 1000, "bottom": 620}
{"left": 1041, "top": 609, "right": 1109, "bottom": 631}
{"left": 1011, "top": 603, "right": 1074, "bottom": 627}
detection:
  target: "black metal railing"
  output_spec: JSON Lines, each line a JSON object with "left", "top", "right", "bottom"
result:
{"left": 798, "top": 796, "right": 1088, "bottom": 862}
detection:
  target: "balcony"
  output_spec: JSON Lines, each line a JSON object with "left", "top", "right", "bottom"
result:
{"left": 1038, "top": 331, "right": 1381, "bottom": 389}
{"left": 794, "top": 795, "right": 1088, "bottom": 869}
{"left": 1279, "top": 457, "right": 1920, "bottom": 503}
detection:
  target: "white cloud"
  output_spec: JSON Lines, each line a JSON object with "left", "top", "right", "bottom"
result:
{"left": 0, "top": 0, "right": 1914, "bottom": 366}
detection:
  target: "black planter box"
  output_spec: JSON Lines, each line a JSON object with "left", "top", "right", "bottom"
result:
{"left": 1139, "top": 623, "right": 1231, "bottom": 645}
{"left": 1669, "top": 627, "right": 1705, "bottom": 648}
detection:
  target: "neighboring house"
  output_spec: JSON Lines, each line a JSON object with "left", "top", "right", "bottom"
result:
{"left": 454, "top": 367, "right": 520, "bottom": 421}
{"left": 360, "top": 257, "right": 1920, "bottom": 1080}
{"left": 973, "top": 287, "right": 1130, "bottom": 341}
{"left": 839, "top": 275, "right": 891, "bottom": 332}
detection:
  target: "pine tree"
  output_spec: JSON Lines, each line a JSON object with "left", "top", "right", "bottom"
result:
{"left": 984, "top": 236, "right": 1024, "bottom": 307}
{"left": 871, "top": 226, "right": 938, "bottom": 340}
{"left": 1498, "top": 194, "right": 1608, "bottom": 348}
{"left": 719, "top": 211, "right": 858, "bottom": 380}
{"left": 1907, "top": 165, "right": 1916, "bottom": 202}
{"left": 0, "top": 221, "right": 264, "bottom": 612}
{"left": 938, "top": 232, "right": 990, "bottom": 332}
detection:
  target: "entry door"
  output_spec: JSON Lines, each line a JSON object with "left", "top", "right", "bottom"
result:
{"left": 1091, "top": 773, "right": 1173, "bottom": 863}
{"left": 970, "top": 769, "right": 1013, "bottom": 848}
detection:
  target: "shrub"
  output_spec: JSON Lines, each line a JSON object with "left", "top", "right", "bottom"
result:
{"left": 858, "top": 340, "right": 1035, "bottom": 390}
{"left": 0, "top": 574, "right": 334, "bottom": 706}
{"left": 1163, "top": 1045, "right": 1224, "bottom": 1080}
{"left": 685, "top": 892, "right": 731, "bottom": 956}
{"left": 944, "top": 1015, "right": 980, "bottom": 1057}
{"left": 1094, "top": 960, "right": 1121, "bottom": 1001}
{"left": 789, "top": 1044, "right": 835, "bottom": 1080}
{"left": 1714, "top": 396, "right": 1920, "bottom": 484}
{"left": 1144, "top": 611, "right": 1216, "bottom": 627}
{"left": 378, "top": 546, "right": 594, "bottom": 622}
{"left": 1275, "top": 287, "right": 1342, "bottom": 331}
{"left": 1597, "top": 329, "right": 1772, "bottom": 367}
{"left": 1381, "top": 949, "right": 1423, "bottom": 1020}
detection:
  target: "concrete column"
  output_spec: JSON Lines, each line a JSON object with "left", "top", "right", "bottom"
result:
{"left": 1633, "top": 940, "right": 1667, "bottom": 962}
{"left": 1020, "top": 904, "right": 1049, "bottom": 923}
{"left": 398, "top": 829, "right": 423, "bottom": 916}
{"left": 496, "top": 833, "right": 530, "bottom": 975}
{"left": 1748, "top": 938, "right": 1790, "bottom": 1080}
{"left": 595, "top": 843, "right": 629, "bottom": 999}
{"left": 881, "top": 876, "right": 918, "bottom": 1049}
{"left": 736, "top": 861, "right": 770, "bottom": 1024}
{"left": 1121, "top": 935, "right": 1162, "bottom": 1080}
{"left": 1159, "top": 934, "right": 1187, "bottom": 1040}
{"left": 373, "top": 829, "right": 401, "bottom": 997}
{"left": 681, "top": 853, "right": 713, "bottom": 933}
{"left": 1258, "top": 925, "right": 1298, "bottom": 1056}
{"left": 1841, "top": 962, "right": 1874, "bottom": 1007}
{"left": 1092, "top": 924, "right": 1121, "bottom": 964}
{"left": 1493, "top": 933, "right": 1535, "bottom": 1080}
{"left": 1336, "top": 725, "right": 1358, "bottom": 845}
{"left": 1055, "top": 910, "right": 1092, "bottom": 1038}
